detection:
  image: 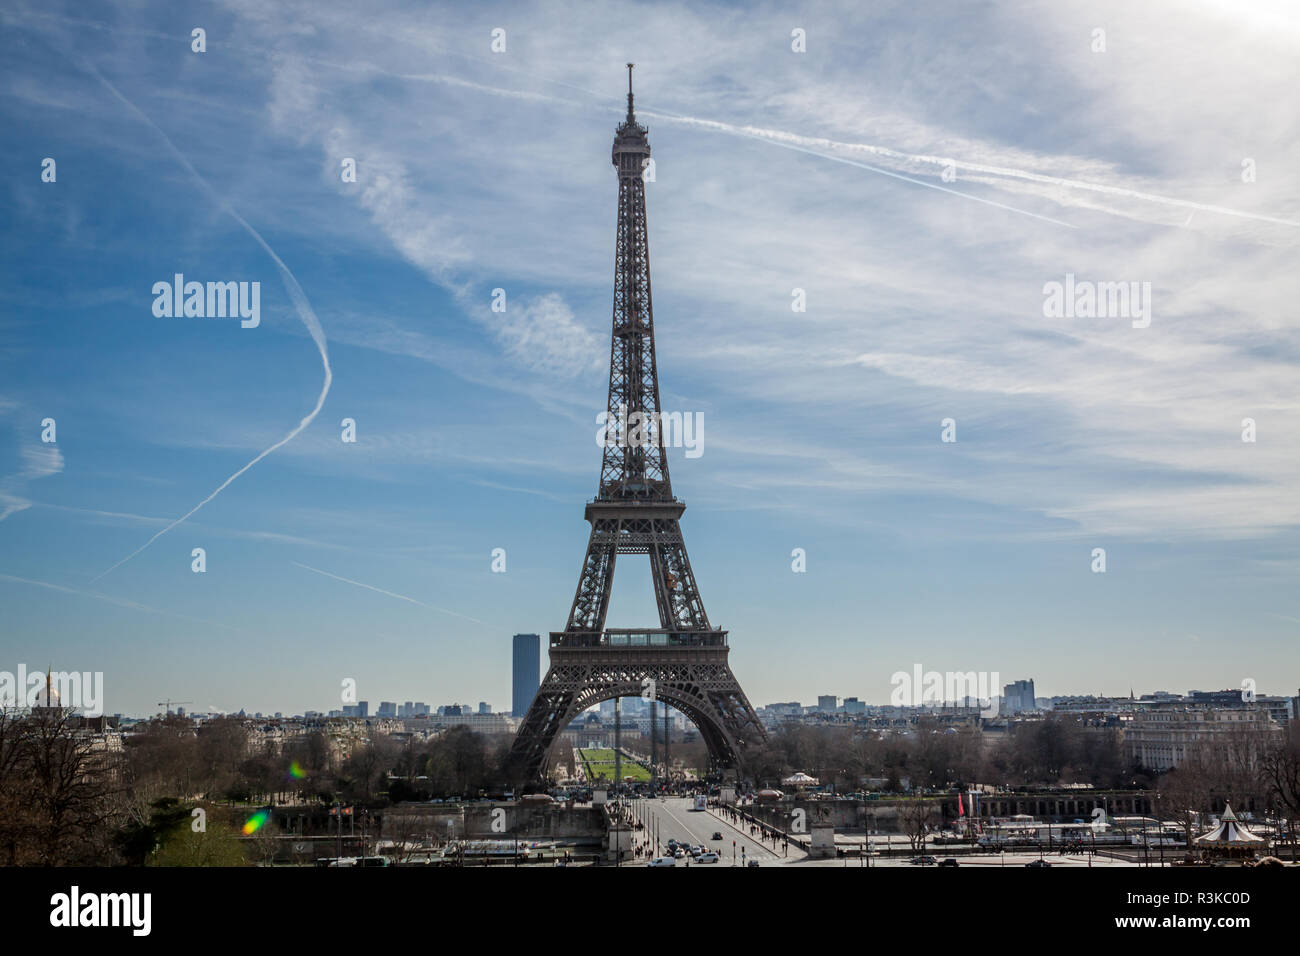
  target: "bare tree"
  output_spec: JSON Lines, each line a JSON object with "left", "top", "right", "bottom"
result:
{"left": 382, "top": 809, "right": 430, "bottom": 864}
{"left": 247, "top": 818, "right": 282, "bottom": 866}
{"left": 1259, "top": 722, "right": 1300, "bottom": 860}
{"left": 0, "top": 708, "right": 122, "bottom": 865}
{"left": 898, "top": 800, "right": 937, "bottom": 852}
{"left": 1157, "top": 756, "right": 1214, "bottom": 846}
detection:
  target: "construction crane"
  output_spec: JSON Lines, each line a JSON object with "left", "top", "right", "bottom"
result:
{"left": 157, "top": 699, "right": 192, "bottom": 715}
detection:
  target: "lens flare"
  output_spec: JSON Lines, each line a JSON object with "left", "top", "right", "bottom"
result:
{"left": 289, "top": 760, "right": 306, "bottom": 780}
{"left": 243, "top": 809, "right": 270, "bottom": 835}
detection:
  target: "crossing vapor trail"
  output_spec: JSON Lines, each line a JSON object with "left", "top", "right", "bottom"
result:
{"left": 85, "top": 62, "right": 333, "bottom": 582}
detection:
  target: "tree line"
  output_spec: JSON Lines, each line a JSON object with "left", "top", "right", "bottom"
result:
{"left": 3, "top": 709, "right": 1297, "bottom": 864}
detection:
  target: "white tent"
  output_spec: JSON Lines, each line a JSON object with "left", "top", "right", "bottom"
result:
{"left": 782, "top": 772, "right": 819, "bottom": 787}
{"left": 1194, "top": 804, "right": 1266, "bottom": 846}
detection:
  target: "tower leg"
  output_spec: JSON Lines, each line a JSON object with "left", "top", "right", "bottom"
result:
{"left": 507, "top": 652, "right": 764, "bottom": 783}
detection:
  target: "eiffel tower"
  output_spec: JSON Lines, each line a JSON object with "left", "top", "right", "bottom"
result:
{"left": 508, "top": 66, "right": 765, "bottom": 783}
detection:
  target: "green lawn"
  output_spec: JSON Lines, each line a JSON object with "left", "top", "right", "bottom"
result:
{"left": 577, "top": 748, "right": 651, "bottom": 783}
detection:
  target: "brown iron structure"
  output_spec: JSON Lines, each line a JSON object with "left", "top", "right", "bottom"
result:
{"left": 508, "top": 67, "right": 765, "bottom": 783}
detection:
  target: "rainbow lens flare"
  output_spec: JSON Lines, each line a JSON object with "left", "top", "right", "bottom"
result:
{"left": 243, "top": 809, "right": 270, "bottom": 835}
{"left": 289, "top": 760, "right": 306, "bottom": 780}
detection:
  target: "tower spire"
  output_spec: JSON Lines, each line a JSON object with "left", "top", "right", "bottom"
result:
{"left": 626, "top": 62, "right": 635, "bottom": 121}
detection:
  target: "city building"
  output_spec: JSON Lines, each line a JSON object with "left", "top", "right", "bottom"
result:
{"left": 406, "top": 713, "right": 517, "bottom": 734}
{"left": 1126, "top": 706, "right": 1281, "bottom": 772}
{"left": 763, "top": 702, "right": 803, "bottom": 716}
{"left": 512, "top": 633, "right": 541, "bottom": 717}
{"left": 1003, "top": 679, "right": 1037, "bottom": 714}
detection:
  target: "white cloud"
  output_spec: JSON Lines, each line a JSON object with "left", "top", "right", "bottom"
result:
{"left": 10, "top": 0, "right": 1298, "bottom": 544}
{"left": 493, "top": 292, "right": 600, "bottom": 377}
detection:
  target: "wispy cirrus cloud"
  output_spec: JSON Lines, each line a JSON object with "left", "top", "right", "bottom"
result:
{"left": 0, "top": 439, "right": 64, "bottom": 522}
{"left": 291, "top": 561, "right": 487, "bottom": 625}
{"left": 0, "top": 571, "right": 244, "bottom": 631}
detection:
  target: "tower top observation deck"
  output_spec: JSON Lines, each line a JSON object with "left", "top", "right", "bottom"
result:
{"left": 613, "top": 63, "right": 649, "bottom": 178}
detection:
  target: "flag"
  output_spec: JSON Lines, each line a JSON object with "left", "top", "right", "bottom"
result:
{"left": 958, "top": 792, "right": 965, "bottom": 817}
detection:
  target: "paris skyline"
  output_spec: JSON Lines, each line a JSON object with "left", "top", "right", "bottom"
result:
{"left": 2, "top": 0, "right": 1299, "bottom": 719}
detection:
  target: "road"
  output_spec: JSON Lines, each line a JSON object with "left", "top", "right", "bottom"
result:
{"left": 618, "top": 798, "right": 1150, "bottom": 868}
{"left": 631, "top": 797, "right": 793, "bottom": 867}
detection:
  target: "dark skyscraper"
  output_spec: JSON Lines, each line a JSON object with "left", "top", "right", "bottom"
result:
{"left": 512, "top": 633, "right": 540, "bottom": 717}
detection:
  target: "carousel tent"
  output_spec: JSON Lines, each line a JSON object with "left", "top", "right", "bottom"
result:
{"left": 1194, "top": 804, "right": 1266, "bottom": 847}
{"left": 782, "top": 772, "right": 819, "bottom": 787}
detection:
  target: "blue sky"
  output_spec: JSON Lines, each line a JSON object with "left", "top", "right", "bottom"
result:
{"left": 2, "top": 0, "right": 1298, "bottom": 717}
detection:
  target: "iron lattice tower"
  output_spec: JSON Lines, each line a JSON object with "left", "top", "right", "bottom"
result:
{"left": 508, "top": 66, "right": 765, "bottom": 783}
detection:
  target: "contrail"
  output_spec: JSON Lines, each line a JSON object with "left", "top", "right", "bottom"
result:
{"left": 84, "top": 61, "right": 332, "bottom": 582}
{"left": 0, "top": 572, "right": 244, "bottom": 631}
{"left": 645, "top": 109, "right": 1300, "bottom": 229}
{"left": 291, "top": 561, "right": 485, "bottom": 625}
{"left": 328, "top": 65, "right": 1070, "bottom": 227}
{"left": 708, "top": 124, "right": 1077, "bottom": 229}
{"left": 350, "top": 62, "right": 1294, "bottom": 232}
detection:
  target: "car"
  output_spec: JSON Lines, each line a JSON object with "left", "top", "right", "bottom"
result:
{"left": 939, "top": 858, "right": 959, "bottom": 867}
{"left": 697, "top": 851, "right": 720, "bottom": 863}
{"left": 921, "top": 856, "right": 938, "bottom": 865}
{"left": 746, "top": 859, "right": 760, "bottom": 867}
{"left": 690, "top": 846, "right": 704, "bottom": 857}
{"left": 647, "top": 856, "right": 676, "bottom": 867}
{"left": 711, "top": 832, "right": 723, "bottom": 841}
{"left": 673, "top": 848, "right": 686, "bottom": 858}
{"left": 1026, "top": 859, "right": 1052, "bottom": 868}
